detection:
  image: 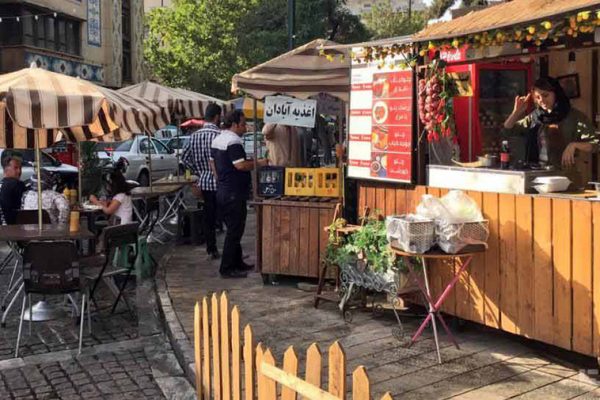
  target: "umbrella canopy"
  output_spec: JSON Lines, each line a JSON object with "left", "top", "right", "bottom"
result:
{"left": 231, "top": 39, "right": 350, "bottom": 102}
{"left": 0, "top": 66, "right": 172, "bottom": 148}
{"left": 231, "top": 97, "right": 264, "bottom": 119}
{"left": 118, "top": 81, "right": 232, "bottom": 119}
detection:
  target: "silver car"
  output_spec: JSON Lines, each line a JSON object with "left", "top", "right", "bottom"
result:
{"left": 0, "top": 148, "right": 78, "bottom": 186}
{"left": 97, "top": 135, "right": 178, "bottom": 186}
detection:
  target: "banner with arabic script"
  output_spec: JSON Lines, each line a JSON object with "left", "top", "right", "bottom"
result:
{"left": 264, "top": 96, "right": 317, "bottom": 128}
{"left": 348, "top": 51, "right": 414, "bottom": 183}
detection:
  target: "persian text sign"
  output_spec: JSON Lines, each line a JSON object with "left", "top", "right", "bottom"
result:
{"left": 264, "top": 96, "right": 317, "bottom": 128}
{"left": 348, "top": 51, "right": 413, "bottom": 183}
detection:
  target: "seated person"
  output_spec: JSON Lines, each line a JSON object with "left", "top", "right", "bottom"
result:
{"left": 89, "top": 170, "right": 133, "bottom": 225}
{"left": 0, "top": 150, "right": 26, "bottom": 225}
{"left": 22, "top": 169, "right": 70, "bottom": 224}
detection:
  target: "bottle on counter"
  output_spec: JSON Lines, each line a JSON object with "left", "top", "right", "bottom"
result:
{"left": 500, "top": 140, "right": 510, "bottom": 170}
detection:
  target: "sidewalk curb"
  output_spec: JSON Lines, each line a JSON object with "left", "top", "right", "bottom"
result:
{"left": 155, "top": 247, "right": 198, "bottom": 387}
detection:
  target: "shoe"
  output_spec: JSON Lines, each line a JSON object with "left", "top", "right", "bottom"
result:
{"left": 207, "top": 249, "right": 220, "bottom": 260}
{"left": 220, "top": 270, "right": 248, "bottom": 279}
{"left": 238, "top": 262, "right": 254, "bottom": 271}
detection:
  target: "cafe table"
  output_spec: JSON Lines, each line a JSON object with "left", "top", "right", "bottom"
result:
{"left": 390, "top": 243, "right": 486, "bottom": 364}
{"left": 131, "top": 185, "right": 183, "bottom": 242}
{"left": 0, "top": 224, "right": 94, "bottom": 326}
{"left": 152, "top": 175, "right": 198, "bottom": 221}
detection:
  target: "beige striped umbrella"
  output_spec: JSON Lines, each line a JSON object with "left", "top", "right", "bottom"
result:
{"left": 231, "top": 39, "right": 350, "bottom": 102}
{"left": 0, "top": 65, "right": 173, "bottom": 227}
{"left": 118, "top": 81, "right": 232, "bottom": 119}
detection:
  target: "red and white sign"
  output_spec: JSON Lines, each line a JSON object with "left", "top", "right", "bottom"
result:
{"left": 347, "top": 52, "right": 413, "bottom": 183}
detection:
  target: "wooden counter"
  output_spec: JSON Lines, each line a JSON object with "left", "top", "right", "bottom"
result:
{"left": 255, "top": 198, "right": 339, "bottom": 278}
{"left": 358, "top": 181, "right": 600, "bottom": 358}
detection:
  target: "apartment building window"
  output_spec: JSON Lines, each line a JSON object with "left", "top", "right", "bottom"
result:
{"left": 0, "top": 5, "right": 81, "bottom": 56}
{"left": 122, "top": 0, "right": 132, "bottom": 82}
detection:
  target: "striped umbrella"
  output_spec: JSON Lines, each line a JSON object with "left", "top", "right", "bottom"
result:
{"left": 0, "top": 65, "right": 173, "bottom": 227}
{"left": 118, "top": 81, "right": 233, "bottom": 177}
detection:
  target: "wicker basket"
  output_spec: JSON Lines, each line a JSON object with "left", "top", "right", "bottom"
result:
{"left": 386, "top": 215, "right": 436, "bottom": 254}
{"left": 437, "top": 220, "right": 489, "bottom": 254}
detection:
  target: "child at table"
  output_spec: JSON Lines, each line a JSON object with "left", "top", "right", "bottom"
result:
{"left": 89, "top": 170, "right": 133, "bottom": 225}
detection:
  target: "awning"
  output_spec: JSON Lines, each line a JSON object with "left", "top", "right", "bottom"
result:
{"left": 119, "top": 81, "right": 231, "bottom": 120}
{"left": 0, "top": 66, "right": 170, "bottom": 148}
{"left": 231, "top": 38, "right": 350, "bottom": 102}
{"left": 413, "top": 0, "right": 600, "bottom": 43}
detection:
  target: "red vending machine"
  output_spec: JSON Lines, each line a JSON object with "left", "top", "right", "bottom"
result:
{"left": 448, "top": 62, "right": 533, "bottom": 161}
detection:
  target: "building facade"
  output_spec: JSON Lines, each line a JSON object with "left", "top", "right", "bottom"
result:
{"left": 0, "top": 0, "right": 145, "bottom": 88}
{"left": 345, "top": 0, "right": 427, "bottom": 15}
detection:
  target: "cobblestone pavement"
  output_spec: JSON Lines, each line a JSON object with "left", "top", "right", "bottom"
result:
{"left": 162, "top": 212, "right": 600, "bottom": 399}
{"left": 0, "top": 222, "right": 195, "bottom": 399}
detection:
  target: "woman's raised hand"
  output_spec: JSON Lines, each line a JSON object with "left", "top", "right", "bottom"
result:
{"left": 512, "top": 93, "right": 531, "bottom": 116}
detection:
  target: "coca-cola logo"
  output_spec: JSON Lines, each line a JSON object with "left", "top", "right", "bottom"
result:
{"left": 440, "top": 48, "right": 465, "bottom": 62}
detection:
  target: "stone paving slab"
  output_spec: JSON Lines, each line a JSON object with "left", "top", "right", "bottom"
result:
{"left": 162, "top": 211, "right": 600, "bottom": 399}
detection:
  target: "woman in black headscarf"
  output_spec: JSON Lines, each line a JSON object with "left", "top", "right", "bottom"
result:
{"left": 503, "top": 76, "right": 597, "bottom": 170}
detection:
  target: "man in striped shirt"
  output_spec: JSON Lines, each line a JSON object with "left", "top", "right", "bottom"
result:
{"left": 182, "top": 103, "right": 222, "bottom": 259}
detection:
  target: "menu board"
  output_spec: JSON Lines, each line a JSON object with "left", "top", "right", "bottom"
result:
{"left": 347, "top": 54, "right": 413, "bottom": 183}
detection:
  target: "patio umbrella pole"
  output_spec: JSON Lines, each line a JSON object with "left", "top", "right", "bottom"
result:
{"left": 176, "top": 116, "right": 181, "bottom": 177}
{"left": 252, "top": 98, "right": 258, "bottom": 200}
{"left": 147, "top": 132, "right": 153, "bottom": 190}
{"left": 78, "top": 141, "right": 82, "bottom": 205}
{"left": 35, "top": 130, "right": 43, "bottom": 230}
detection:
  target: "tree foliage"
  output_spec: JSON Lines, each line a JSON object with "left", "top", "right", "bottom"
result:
{"left": 144, "top": 0, "right": 257, "bottom": 99}
{"left": 361, "top": 0, "right": 426, "bottom": 40}
{"left": 144, "top": 0, "right": 369, "bottom": 99}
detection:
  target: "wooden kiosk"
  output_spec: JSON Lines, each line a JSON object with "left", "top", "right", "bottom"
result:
{"left": 231, "top": 39, "right": 350, "bottom": 280}
{"left": 345, "top": 0, "right": 600, "bottom": 360}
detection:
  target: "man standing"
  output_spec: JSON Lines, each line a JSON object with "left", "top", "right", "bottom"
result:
{"left": 262, "top": 123, "right": 301, "bottom": 167}
{"left": 211, "top": 110, "right": 268, "bottom": 278}
{"left": 0, "top": 150, "right": 25, "bottom": 225}
{"left": 182, "top": 103, "right": 222, "bottom": 259}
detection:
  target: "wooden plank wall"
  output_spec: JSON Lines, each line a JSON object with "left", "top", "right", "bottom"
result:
{"left": 358, "top": 181, "right": 600, "bottom": 358}
{"left": 261, "top": 202, "right": 338, "bottom": 278}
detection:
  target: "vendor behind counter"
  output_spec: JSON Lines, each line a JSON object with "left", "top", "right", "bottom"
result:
{"left": 502, "top": 76, "right": 598, "bottom": 188}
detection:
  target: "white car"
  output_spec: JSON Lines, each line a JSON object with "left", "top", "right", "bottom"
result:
{"left": 0, "top": 148, "right": 78, "bottom": 186}
{"left": 97, "top": 135, "right": 178, "bottom": 186}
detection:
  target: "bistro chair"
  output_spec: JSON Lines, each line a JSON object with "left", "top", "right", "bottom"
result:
{"left": 16, "top": 241, "right": 91, "bottom": 357}
{"left": 81, "top": 223, "right": 139, "bottom": 315}
{"left": 0, "top": 210, "right": 52, "bottom": 316}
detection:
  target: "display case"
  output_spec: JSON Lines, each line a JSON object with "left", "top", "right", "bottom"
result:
{"left": 448, "top": 62, "right": 533, "bottom": 161}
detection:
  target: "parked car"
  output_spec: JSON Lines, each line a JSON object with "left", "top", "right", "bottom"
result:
{"left": 164, "top": 136, "right": 191, "bottom": 173}
{"left": 96, "top": 135, "right": 178, "bottom": 186}
{"left": 43, "top": 140, "right": 77, "bottom": 166}
{"left": 153, "top": 126, "right": 178, "bottom": 140}
{"left": 0, "top": 148, "right": 78, "bottom": 187}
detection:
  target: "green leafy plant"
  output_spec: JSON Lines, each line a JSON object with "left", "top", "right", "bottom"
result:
{"left": 325, "top": 215, "right": 407, "bottom": 274}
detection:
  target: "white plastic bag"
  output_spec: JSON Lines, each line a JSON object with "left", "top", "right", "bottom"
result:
{"left": 440, "top": 190, "right": 483, "bottom": 223}
{"left": 415, "top": 195, "right": 453, "bottom": 221}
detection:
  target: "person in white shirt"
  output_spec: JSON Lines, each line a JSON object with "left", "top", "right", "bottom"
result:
{"left": 22, "top": 169, "right": 70, "bottom": 224}
{"left": 89, "top": 170, "right": 132, "bottom": 224}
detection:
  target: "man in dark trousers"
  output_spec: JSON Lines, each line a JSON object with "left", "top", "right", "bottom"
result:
{"left": 182, "top": 103, "right": 222, "bottom": 259}
{"left": 0, "top": 150, "right": 25, "bottom": 225}
{"left": 210, "top": 110, "right": 268, "bottom": 278}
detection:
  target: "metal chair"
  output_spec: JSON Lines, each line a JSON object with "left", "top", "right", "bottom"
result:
{"left": 1, "top": 210, "right": 52, "bottom": 320}
{"left": 16, "top": 241, "right": 91, "bottom": 357}
{"left": 82, "top": 223, "right": 139, "bottom": 314}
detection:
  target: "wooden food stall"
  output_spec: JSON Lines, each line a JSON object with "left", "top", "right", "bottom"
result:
{"left": 346, "top": 0, "right": 600, "bottom": 359}
{"left": 231, "top": 39, "right": 349, "bottom": 280}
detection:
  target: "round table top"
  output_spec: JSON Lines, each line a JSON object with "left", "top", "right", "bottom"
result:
{"left": 389, "top": 242, "right": 487, "bottom": 259}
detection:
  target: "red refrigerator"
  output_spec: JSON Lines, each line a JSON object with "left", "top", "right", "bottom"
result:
{"left": 447, "top": 62, "right": 533, "bottom": 161}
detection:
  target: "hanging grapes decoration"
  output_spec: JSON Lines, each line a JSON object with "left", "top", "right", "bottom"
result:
{"left": 418, "top": 60, "right": 458, "bottom": 143}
